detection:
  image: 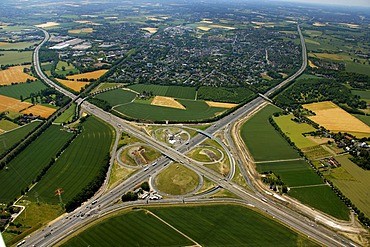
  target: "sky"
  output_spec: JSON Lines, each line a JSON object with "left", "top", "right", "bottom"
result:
{"left": 282, "top": 0, "right": 370, "bottom": 7}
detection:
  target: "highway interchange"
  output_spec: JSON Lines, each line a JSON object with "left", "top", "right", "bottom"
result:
{"left": 24, "top": 25, "right": 363, "bottom": 247}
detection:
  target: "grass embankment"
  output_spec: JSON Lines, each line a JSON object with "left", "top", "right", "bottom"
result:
{"left": 155, "top": 163, "right": 199, "bottom": 195}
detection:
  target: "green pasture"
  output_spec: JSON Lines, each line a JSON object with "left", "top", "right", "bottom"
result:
{"left": 273, "top": 114, "right": 317, "bottom": 149}
{"left": 240, "top": 105, "right": 300, "bottom": 161}
{"left": 351, "top": 90, "right": 370, "bottom": 100}
{"left": 0, "top": 119, "right": 18, "bottom": 131}
{"left": 0, "top": 50, "right": 33, "bottom": 65}
{"left": 128, "top": 84, "right": 196, "bottom": 99}
{"left": 114, "top": 99, "right": 226, "bottom": 122}
{"left": 63, "top": 205, "right": 318, "bottom": 247}
{"left": 197, "top": 86, "right": 255, "bottom": 103}
{"left": 346, "top": 61, "right": 370, "bottom": 76}
{"left": 257, "top": 160, "right": 323, "bottom": 187}
{"left": 0, "top": 120, "right": 41, "bottom": 157}
{"left": 353, "top": 114, "right": 370, "bottom": 127}
{"left": 0, "top": 41, "right": 39, "bottom": 50}
{"left": 0, "top": 125, "right": 73, "bottom": 203}
{"left": 289, "top": 185, "right": 349, "bottom": 220}
{"left": 327, "top": 155, "right": 370, "bottom": 217}
{"left": 54, "top": 103, "right": 76, "bottom": 124}
{"left": 155, "top": 163, "right": 199, "bottom": 195}
{"left": 30, "top": 117, "right": 113, "bottom": 204}
{"left": 95, "top": 89, "right": 137, "bottom": 106}
{"left": 54, "top": 60, "right": 79, "bottom": 76}
{"left": 0, "top": 80, "right": 47, "bottom": 100}
{"left": 62, "top": 210, "right": 192, "bottom": 247}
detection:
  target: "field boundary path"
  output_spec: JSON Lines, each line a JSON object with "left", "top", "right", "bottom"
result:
{"left": 145, "top": 210, "right": 202, "bottom": 247}
{"left": 289, "top": 184, "right": 328, "bottom": 189}
{"left": 255, "top": 158, "right": 304, "bottom": 163}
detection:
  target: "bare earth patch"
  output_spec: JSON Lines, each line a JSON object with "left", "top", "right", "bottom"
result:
{"left": 206, "top": 101, "right": 237, "bottom": 109}
{"left": 0, "top": 66, "right": 36, "bottom": 85}
{"left": 151, "top": 96, "right": 186, "bottom": 109}
{"left": 303, "top": 101, "right": 370, "bottom": 136}
{"left": 197, "top": 26, "right": 211, "bottom": 31}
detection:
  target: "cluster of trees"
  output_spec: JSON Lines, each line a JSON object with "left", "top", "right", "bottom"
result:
{"left": 349, "top": 149, "right": 370, "bottom": 170}
{"left": 65, "top": 153, "right": 110, "bottom": 212}
{"left": 275, "top": 78, "right": 367, "bottom": 109}
{"left": 261, "top": 171, "right": 288, "bottom": 193}
{"left": 88, "top": 98, "right": 112, "bottom": 112}
{"left": 121, "top": 182, "right": 150, "bottom": 202}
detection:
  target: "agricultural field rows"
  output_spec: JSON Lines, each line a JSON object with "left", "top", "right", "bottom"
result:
{"left": 128, "top": 84, "right": 196, "bottom": 100}
{"left": 0, "top": 125, "right": 74, "bottom": 202}
{"left": 29, "top": 117, "right": 113, "bottom": 204}
{"left": 54, "top": 103, "right": 77, "bottom": 124}
{"left": 0, "top": 51, "right": 33, "bottom": 66}
{"left": 95, "top": 89, "right": 137, "bottom": 106}
{"left": 0, "top": 120, "right": 41, "bottom": 156}
{"left": 242, "top": 105, "right": 349, "bottom": 220}
{"left": 0, "top": 80, "right": 47, "bottom": 100}
{"left": 62, "top": 205, "right": 318, "bottom": 247}
{"left": 240, "top": 105, "right": 300, "bottom": 161}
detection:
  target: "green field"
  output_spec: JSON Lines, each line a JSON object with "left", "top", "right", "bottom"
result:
{"left": 30, "top": 117, "right": 113, "bottom": 204}
{"left": 95, "top": 89, "right": 137, "bottom": 106}
{"left": 289, "top": 185, "right": 349, "bottom": 220}
{"left": 241, "top": 105, "right": 300, "bottom": 161}
{"left": 0, "top": 119, "right": 18, "bottom": 131}
{"left": 0, "top": 80, "right": 47, "bottom": 100}
{"left": 0, "top": 120, "right": 41, "bottom": 157}
{"left": 273, "top": 114, "right": 317, "bottom": 149}
{"left": 0, "top": 50, "right": 33, "bottom": 65}
{"left": 0, "top": 125, "right": 73, "bottom": 202}
{"left": 54, "top": 103, "right": 77, "bottom": 124}
{"left": 0, "top": 41, "right": 39, "bottom": 50}
{"left": 197, "top": 86, "right": 255, "bottom": 103}
{"left": 62, "top": 210, "right": 192, "bottom": 247}
{"left": 155, "top": 163, "right": 199, "bottom": 195}
{"left": 54, "top": 60, "right": 79, "bottom": 76}
{"left": 63, "top": 205, "right": 318, "bottom": 247}
{"left": 114, "top": 99, "right": 226, "bottom": 122}
{"left": 96, "top": 83, "right": 121, "bottom": 91}
{"left": 346, "top": 62, "right": 370, "bottom": 76}
{"left": 128, "top": 84, "right": 196, "bottom": 99}
{"left": 327, "top": 155, "right": 370, "bottom": 217}
{"left": 351, "top": 90, "right": 370, "bottom": 100}
{"left": 353, "top": 114, "right": 370, "bottom": 126}
{"left": 257, "top": 160, "right": 324, "bottom": 187}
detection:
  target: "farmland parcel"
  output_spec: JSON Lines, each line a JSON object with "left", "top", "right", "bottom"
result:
{"left": 303, "top": 101, "right": 370, "bottom": 137}
{"left": 0, "top": 125, "right": 74, "bottom": 202}
{"left": 29, "top": 117, "right": 113, "bottom": 204}
{"left": 62, "top": 205, "right": 318, "bottom": 246}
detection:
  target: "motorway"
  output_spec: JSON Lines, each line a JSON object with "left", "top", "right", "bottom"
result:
{"left": 24, "top": 25, "right": 361, "bottom": 247}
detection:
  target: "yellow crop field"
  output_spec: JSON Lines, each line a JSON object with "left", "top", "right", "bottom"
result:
{"left": 308, "top": 60, "right": 318, "bottom": 68}
{"left": 141, "top": 27, "right": 158, "bottom": 34}
{"left": 303, "top": 101, "right": 370, "bottom": 136}
{"left": 57, "top": 79, "right": 89, "bottom": 92}
{"left": 313, "top": 22, "right": 326, "bottom": 27}
{"left": 206, "top": 101, "right": 237, "bottom": 108}
{"left": 197, "top": 26, "right": 211, "bottom": 31}
{"left": 309, "top": 53, "right": 350, "bottom": 61}
{"left": 66, "top": 70, "right": 108, "bottom": 80}
{"left": 0, "top": 66, "right": 36, "bottom": 85}
{"left": 0, "top": 95, "right": 31, "bottom": 112}
{"left": 68, "top": 28, "right": 94, "bottom": 34}
{"left": 151, "top": 96, "right": 186, "bottom": 109}
{"left": 35, "top": 22, "right": 59, "bottom": 28}
{"left": 21, "top": 105, "right": 56, "bottom": 118}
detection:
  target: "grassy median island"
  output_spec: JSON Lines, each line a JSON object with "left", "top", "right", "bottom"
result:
{"left": 155, "top": 163, "right": 200, "bottom": 195}
{"left": 60, "top": 205, "right": 319, "bottom": 247}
